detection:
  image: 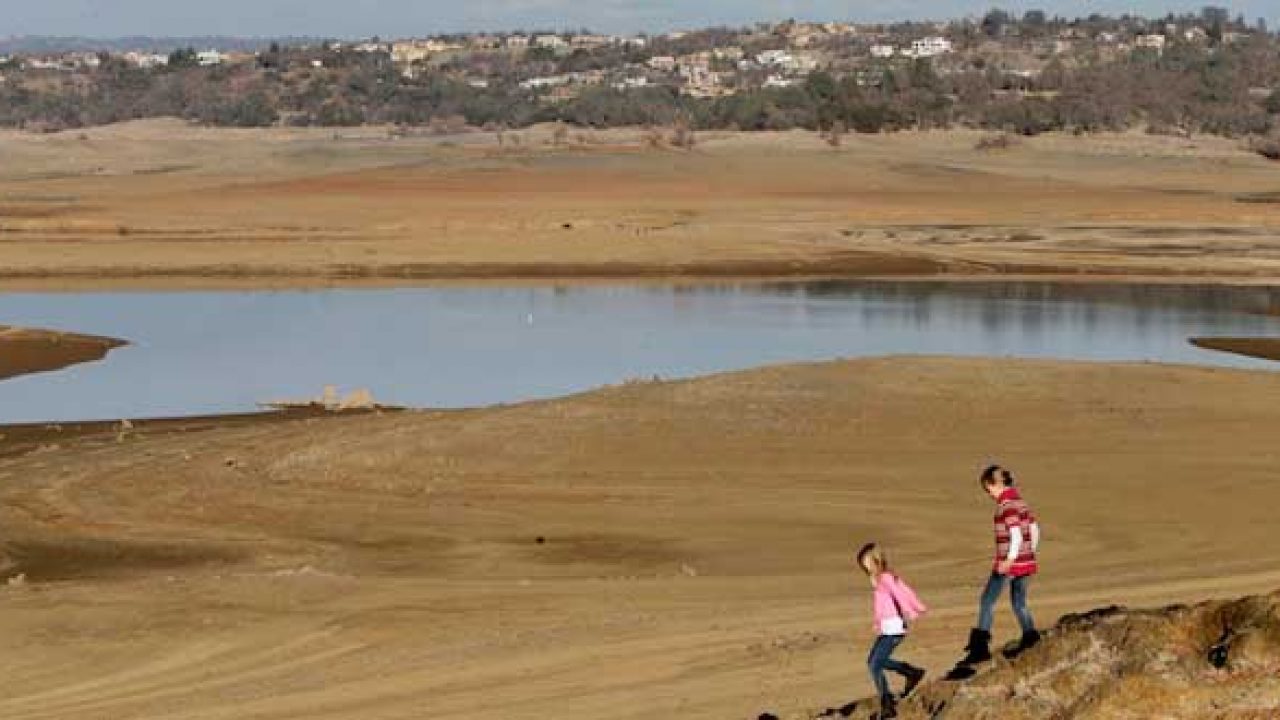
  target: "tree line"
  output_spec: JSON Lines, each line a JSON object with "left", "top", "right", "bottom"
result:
{"left": 1, "top": 31, "right": 1278, "bottom": 141}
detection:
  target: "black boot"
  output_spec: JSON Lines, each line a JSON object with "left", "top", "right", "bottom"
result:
{"left": 901, "top": 665, "right": 926, "bottom": 698}
{"left": 878, "top": 693, "right": 898, "bottom": 719}
{"left": 1003, "top": 629, "right": 1042, "bottom": 660}
{"left": 959, "top": 628, "right": 993, "bottom": 665}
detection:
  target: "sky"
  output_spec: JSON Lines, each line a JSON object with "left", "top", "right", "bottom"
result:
{"left": 2, "top": 1, "right": 1277, "bottom": 38}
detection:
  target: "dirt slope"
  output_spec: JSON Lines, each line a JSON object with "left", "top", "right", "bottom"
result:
{"left": 806, "top": 589, "right": 1280, "bottom": 719}
{"left": 2, "top": 357, "right": 1280, "bottom": 719}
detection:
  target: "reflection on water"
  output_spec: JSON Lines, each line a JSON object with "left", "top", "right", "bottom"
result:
{"left": 1, "top": 281, "right": 1278, "bottom": 423}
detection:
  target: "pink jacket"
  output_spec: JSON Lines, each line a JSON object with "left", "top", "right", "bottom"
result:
{"left": 871, "top": 572, "right": 927, "bottom": 634}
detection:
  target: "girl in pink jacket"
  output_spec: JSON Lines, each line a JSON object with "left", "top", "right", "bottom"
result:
{"left": 857, "top": 543, "right": 927, "bottom": 719}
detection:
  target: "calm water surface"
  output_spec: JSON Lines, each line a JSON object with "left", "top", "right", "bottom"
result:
{"left": 1, "top": 281, "right": 1278, "bottom": 424}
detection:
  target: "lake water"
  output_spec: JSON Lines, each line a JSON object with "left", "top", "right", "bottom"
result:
{"left": 2, "top": 281, "right": 1279, "bottom": 424}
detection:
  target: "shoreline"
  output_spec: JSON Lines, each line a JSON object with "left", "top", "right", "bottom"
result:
{"left": 0, "top": 407, "right": 395, "bottom": 460}
{"left": 4, "top": 266, "right": 1280, "bottom": 294}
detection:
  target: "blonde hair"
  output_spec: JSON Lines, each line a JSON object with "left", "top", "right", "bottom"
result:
{"left": 857, "top": 542, "right": 890, "bottom": 576}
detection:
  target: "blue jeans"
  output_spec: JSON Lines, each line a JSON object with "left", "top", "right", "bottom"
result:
{"left": 867, "top": 634, "right": 911, "bottom": 699}
{"left": 977, "top": 572, "right": 1035, "bottom": 634}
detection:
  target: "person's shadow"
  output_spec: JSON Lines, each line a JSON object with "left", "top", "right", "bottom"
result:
{"left": 943, "top": 662, "right": 978, "bottom": 681}
{"left": 810, "top": 699, "right": 866, "bottom": 718}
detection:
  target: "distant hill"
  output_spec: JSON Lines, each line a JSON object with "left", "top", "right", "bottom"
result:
{"left": 0, "top": 36, "right": 329, "bottom": 55}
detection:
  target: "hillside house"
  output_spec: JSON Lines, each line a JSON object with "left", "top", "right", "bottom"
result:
{"left": 757, "top": 49, "right": 793, "bottom": 66}
{"left": 534, "top": 35, "right": 569, "bottom": 51}
{"left": 572, "top": 35, "right": 612, "bottom": 50}
{"left": 468, "top": 36, "right": 502, "bottom": 50}
{"left": 612, "top": 76, "right": 649, "bottom": 90}
{"left": 391, "top": 42, "right": 431, "bottom": 64}
{"left": 1134, "top": 34, "right": 1167, "bottom": 53}
{"left": 124, "top": 52, "right": 169, "bottom": 69}
{"left": 906, "top": 36, "right": 952, "bottom": 58}
{"left": 870, "top": 44, "right": 896, "bottom": 58}
{"left": 197, "top": 50, "right": 224, "bottom": 66}
{"left": 647, "top": 55, "right": 677, "bottom": 72}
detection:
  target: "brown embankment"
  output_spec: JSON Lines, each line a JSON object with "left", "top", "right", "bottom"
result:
{"left": 4, "top": 123, "right": 1280, "bottom": 289}
{"left": 0, "top": 325, "right": 126, "bottom": 381}
{"left": 1191, "top": 336, "right": 1280, "bottom": 362}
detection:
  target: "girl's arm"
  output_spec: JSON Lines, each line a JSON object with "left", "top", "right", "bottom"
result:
{"left": 895, "top": 576, "right": 928, "bottom": 616}
{"left": 1006, "top": 526, "right": 1023, "bottom": 562}
{"left": 1030, "top": 522, "right": 1041, "bottom": 552}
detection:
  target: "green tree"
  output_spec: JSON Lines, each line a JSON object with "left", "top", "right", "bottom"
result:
{"left": 167, "top": 47, "right": 199, "bottom": 69}
{"left": 1265, "top": 90, "right": 1280, "bottom": 115}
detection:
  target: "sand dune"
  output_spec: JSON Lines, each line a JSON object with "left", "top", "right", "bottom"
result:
{"left": 1, "top": 357, "right": 1278, "bottom": 718}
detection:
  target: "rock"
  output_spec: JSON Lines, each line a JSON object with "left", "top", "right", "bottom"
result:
{"left": 826, "top": 590, "right": 1280, "bottom": 719}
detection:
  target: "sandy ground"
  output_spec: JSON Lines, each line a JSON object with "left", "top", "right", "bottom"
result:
{"left": 3, "top": 121, "right": 1280, "bottom": 289}
{"left": 0, "top": 325, "right": 126, "bottom": 381}
{"left": 1, "top": 357, "right": 1279, "bottom": 719}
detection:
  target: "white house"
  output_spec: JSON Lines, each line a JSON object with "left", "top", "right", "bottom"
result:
{"left": 1134, "top": 34, "right": 1167, "bottom": 52}
{"left": 783, "top": 54, "right": 820, "bottom": 74}
{"left": 25, "top": 58, "right": 70, "bottom": 71}
{"left": 907, "top": 36, "right": 952, "bottom": 58}
{"left": 870, "top": 44, "right": 896, "bottom": 58}
{"left": 757, "top": 49, "right": 793, "bottom": 66}
{"left": 763, "top": 75, "right": 797, "bottom": 88}
{"left": 391, "top": 42, "right": 431, "bottom": 64}
{"left": 520, "top": 75, "right": 572, "bottom": 89}
{"left": 534, "top": 35, "right": 569, "bottom": 50}
{"left": 197, "top": 50, "right": 224, "bottom": 66}
{"left": 647, "top": 55, "right": 677, "bottom": 72}
{"left": 613, "top": 76, "right": 650, "bottom": 89}
{"left": 506, "top": 35, "right": 530, "bottom": 50}
{"left": 70, "top": 53, "right": 102, "bottom": 69}
{"left": 571, "top": 34, "right": 611, "bottom": 50}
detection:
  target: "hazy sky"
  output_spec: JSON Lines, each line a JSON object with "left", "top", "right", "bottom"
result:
{"left": 4, "top": 1, "right": 1277, "bottom": 38}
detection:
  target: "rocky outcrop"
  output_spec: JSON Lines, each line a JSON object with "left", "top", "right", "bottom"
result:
{"left": 804, "top": 590, "right": 1280, "bottom": 719}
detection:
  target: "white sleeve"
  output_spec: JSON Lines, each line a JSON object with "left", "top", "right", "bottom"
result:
{"left": 1030, "top": 522, "right": 1041, "bottom": 552}
{"left": 1006, "top": 526, "right": 1023, "bottom": 562}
